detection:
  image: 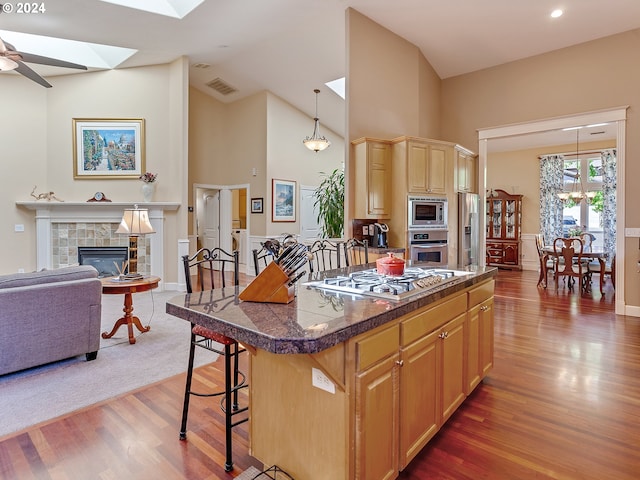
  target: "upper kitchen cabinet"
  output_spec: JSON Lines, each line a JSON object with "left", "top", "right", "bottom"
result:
{"left": 352, "top": 138, "right": 391, "bottom": 219}
{"left": 394, "top": 137, "right": 453, "bottom": 196}
{"left": 454, "top": 145, "right": 477, "bottom": 193}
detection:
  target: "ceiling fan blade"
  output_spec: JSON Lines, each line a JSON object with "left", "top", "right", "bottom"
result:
{"left": 14, "top": 61, "right": 52, "bottom": 88}
{"left": 16, "top": 51, "right": 87, "bottom": 70}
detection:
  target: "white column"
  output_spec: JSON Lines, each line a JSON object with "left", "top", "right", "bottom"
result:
{"left": 34, "top": 207, "right": 53, "bottom": 270}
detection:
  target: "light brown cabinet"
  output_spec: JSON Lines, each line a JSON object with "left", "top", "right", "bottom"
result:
{"left": 352, "top": 138, "right": 391, "bottom": 219}
{"left": 455, "top": 145, "right": 477, "bottom": 193}
{"left": 399, "top": 292, "right": 467, "bottom": 469}
{"left": 354, "top": 324, "right": 400, "bottom": 480}
{"left": 466, "top": 280, "right": 495, "bottom": 394}
{"left": 486, "top": 189, "right": 523, "bottom": 269}
{"left": 398, "top": 138, "right": 452, "bottom": 196}
{"left": 250, "top": 279, "right": 495, "bottom": 480}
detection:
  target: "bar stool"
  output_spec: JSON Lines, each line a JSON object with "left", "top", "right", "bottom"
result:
{"left": 179, "top": 247, "right": 248, "bottom": 472}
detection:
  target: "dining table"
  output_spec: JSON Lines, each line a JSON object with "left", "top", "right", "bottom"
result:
{"left": 542, "top": 244, "right": 609, "bottom": 294}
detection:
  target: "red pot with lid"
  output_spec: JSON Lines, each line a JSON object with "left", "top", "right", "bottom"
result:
{"left": 376, "top": 253, "right": 405, "bottom": 276}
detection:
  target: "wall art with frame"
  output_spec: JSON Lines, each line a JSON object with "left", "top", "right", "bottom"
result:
{"left": 272, "top": 179, "right": 296, "bottom": 222}
{"left": 251, "top": 197, "right": 264, "bottom": 214}
{"left": 73, "top": 118, "right": 145, "bottom": 179}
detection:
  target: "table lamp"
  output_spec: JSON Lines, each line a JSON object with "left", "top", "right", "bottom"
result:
{"left": 115, "top": 205, "right": 155, "bottom": 275}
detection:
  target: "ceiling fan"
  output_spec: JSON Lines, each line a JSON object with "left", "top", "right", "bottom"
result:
{"left": 0, "top": 36, "right": 87, "bottom": 88}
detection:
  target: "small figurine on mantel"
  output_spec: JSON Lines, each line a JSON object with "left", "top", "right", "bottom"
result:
{"left": 30, "top": 186, "right": 63, "bottom": 202}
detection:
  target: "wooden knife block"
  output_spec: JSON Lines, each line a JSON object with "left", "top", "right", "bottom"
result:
{"left": 239, "top": 261, "right": 296, "bottom": 304}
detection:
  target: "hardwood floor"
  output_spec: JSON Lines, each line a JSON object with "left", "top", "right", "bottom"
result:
{"left": 1, "top": 269, "right": 638, "bottom": 479}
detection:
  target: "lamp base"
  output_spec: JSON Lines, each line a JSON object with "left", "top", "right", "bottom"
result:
{"left": 128, "top": 236, "right": 139, "bottom": 275}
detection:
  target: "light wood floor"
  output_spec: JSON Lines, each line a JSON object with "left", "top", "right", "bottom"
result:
{"left": 1, "top": 269, "right": 637, "bottom": 479}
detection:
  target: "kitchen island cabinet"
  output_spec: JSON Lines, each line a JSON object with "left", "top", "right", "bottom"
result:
{"left": 166, "top": 266, "right": 496, "bottom": 480}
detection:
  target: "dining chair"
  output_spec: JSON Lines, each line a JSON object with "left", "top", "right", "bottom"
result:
{"left": 553, "top": 237, "right": 590, "bottom": 292}
{"left": 534, "top": 234, "right": 555, "bottom": 288}
{"left": 588, "top": 253, "right": 616, "bottom": 293}
{"left": 343, "top": 238, "right": 370, "bottom": 267}
{"left": 308, "top": 239, "right": 342, "bottom": 272}
{"left": 179, "top": 247, "right": 248, "bottom": 472}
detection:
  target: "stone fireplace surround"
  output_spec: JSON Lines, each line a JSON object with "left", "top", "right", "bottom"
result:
{"left": 16, "top": 202, "right": 180, "bottom": 286}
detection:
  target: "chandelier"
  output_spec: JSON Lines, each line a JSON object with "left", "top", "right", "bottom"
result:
{"left": 557, "top": 129, "right": 597, "bottom": 204}
{"left": 303, "top": 89, "right": 331, "bottom": 152}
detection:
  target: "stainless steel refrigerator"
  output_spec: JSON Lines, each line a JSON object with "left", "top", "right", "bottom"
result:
{"left": 458, "top": 192, "right": 480, "bottom": 267}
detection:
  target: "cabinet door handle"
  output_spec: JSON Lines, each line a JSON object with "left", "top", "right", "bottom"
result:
{"left": 480, "top": 305, "right": 489, "bottom": 311}
{"left": 438, "top": 331, "right": 448, "bottom": 339}
{"left": 395, "top": 360, "right": 404, "bottom": 367}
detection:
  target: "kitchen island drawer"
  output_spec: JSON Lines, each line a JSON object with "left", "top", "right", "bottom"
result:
{"left": 401, "top": 292, "right": 466, "bottom": 346}
{"left": 356, "top": 323, "right": 400, "bottom": 371}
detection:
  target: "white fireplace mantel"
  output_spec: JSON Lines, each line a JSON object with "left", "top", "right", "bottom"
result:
{"left": 16, "top": 201, "right": 180, "bottom": 282}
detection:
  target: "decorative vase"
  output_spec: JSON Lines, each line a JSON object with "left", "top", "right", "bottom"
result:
{"left": 141, "top": 182, "right": 156, "bottom": 202}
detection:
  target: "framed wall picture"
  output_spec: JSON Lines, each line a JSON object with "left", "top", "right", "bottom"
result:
{"left": 73, "top": 118, "right": 145, "bottom": 179}
{"left": 272, "top": 179, "right": 296, "bottom": 222}
{"left": 251, "top": 197, "right": 264, "bottom": 214}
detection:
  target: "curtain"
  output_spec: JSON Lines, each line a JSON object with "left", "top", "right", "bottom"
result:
{"left": 539, "top": 155, "right": 564, "bottom": 244}
{"left": 601, "top": 149, "right": 617, "bottom": 258}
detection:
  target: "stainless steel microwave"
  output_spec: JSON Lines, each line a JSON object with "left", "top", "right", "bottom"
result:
{"left": 408, "top": 195, "right": 447, "bottom": 229}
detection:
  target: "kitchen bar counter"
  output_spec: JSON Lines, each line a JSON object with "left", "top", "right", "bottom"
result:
{"left": 166, "top": 264, "right": 497, "bottom": 480}
{"left": 165, "top": 265, "right": 494, "bottom": 354}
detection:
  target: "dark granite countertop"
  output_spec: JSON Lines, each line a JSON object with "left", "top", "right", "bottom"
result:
{"left": 166, "top": 265, "right": 497, "bottom": 355}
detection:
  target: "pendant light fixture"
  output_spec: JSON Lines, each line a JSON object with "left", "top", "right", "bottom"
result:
{"left": 303, "top": 88, "right": 331, "bottom": 152}
{"left": 557, "top": 128, "right": 596, "bottom": 204}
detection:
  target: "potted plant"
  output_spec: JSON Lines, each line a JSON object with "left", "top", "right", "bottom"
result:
{"left": 313, "top": 168, "right": 344, "bottom": 239}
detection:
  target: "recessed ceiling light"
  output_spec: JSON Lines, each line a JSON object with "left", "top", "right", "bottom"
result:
{"left": 551, "top": 9, "right": 563, "bottom": 18}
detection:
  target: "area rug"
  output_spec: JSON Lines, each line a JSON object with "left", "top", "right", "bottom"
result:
{"left": 0, "top": 289, "right": 212, "bottom": 438}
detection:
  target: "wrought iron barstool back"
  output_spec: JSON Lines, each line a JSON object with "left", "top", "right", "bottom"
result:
{"left": 308, "top": 239, "right": 342, "bottom": 272}
{"left": 180, "top": 247, "right": 248, "bottom": 472}
{"left": 343, "top": 238, "right": 369, "bottom": 267}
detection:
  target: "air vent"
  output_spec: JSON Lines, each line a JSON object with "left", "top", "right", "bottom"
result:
{"left": 206, "top": 77, "right": 237, "bottom": 96}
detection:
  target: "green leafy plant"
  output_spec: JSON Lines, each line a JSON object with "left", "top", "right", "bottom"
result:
{"left": 313, "top": 168, "right": 344, "bottom": 239}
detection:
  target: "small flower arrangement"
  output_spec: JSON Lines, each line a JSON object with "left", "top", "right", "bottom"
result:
{"left": 139, "top": 172, "right": 157, "bottom": 183}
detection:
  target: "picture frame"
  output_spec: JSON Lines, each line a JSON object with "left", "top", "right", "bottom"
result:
{"left": 73, "top": 118, "right": 145, "bottom": 179}
{"left": 251, "top": 197, "right": 264, "bottom": 214}
{"left": 272, "top": 179, "right": 296, "bottom": 222}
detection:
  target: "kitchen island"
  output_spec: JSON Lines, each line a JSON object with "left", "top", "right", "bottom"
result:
{"left": 166, "top": 265, "right": 496, "bottom": 479}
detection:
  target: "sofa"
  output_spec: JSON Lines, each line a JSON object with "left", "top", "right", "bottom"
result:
{"left": 0, "top": 265, "right": 103, "bottom": 376}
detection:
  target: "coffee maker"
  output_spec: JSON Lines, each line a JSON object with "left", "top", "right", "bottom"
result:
{"left": 371, "top": 222, "right": 389, "bottom": 248}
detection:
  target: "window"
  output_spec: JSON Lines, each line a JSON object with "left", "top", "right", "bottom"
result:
{"left": 561, "top": 154, "right": 603, "bottom": 247}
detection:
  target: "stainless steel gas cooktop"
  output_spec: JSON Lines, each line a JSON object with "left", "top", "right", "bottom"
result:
{"left": 304, "top": 267, "right": 472, "bottom": 301}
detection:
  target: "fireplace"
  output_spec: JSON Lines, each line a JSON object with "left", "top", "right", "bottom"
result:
{"left": 78, "top": 246, "right": 129, "bottom": 278}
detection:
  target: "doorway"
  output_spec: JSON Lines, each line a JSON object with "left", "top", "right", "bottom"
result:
{"left": 194, "top": 183, "right": 251, "bottom": 271}
{"left": 478, "top": 107, "right": 627, "bottom": 315}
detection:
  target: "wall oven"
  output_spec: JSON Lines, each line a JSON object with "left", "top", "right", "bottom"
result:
{"left": 408, "top": 229, "right": 448, "bottom": 267}
{"left": 408, "top": 195, "right": 447, "bottom": 229}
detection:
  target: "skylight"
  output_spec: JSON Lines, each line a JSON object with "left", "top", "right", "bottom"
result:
{"left": 0, "top": 30, "right": 137, "bottom": 69}
{"left": 326, "top": 77, "right": 345, "bottom": 99}
{"left": 99, "top": 0, "right": 204, "bottom": 19}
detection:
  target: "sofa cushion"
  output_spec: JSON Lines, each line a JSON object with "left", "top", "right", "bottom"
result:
{"left": 0, "top": 265, "right": 98, "bottom": 290}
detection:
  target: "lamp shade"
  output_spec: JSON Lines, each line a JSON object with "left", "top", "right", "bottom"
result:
{"left": 115, "top": 207, "right": 155, "bottom": 236}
